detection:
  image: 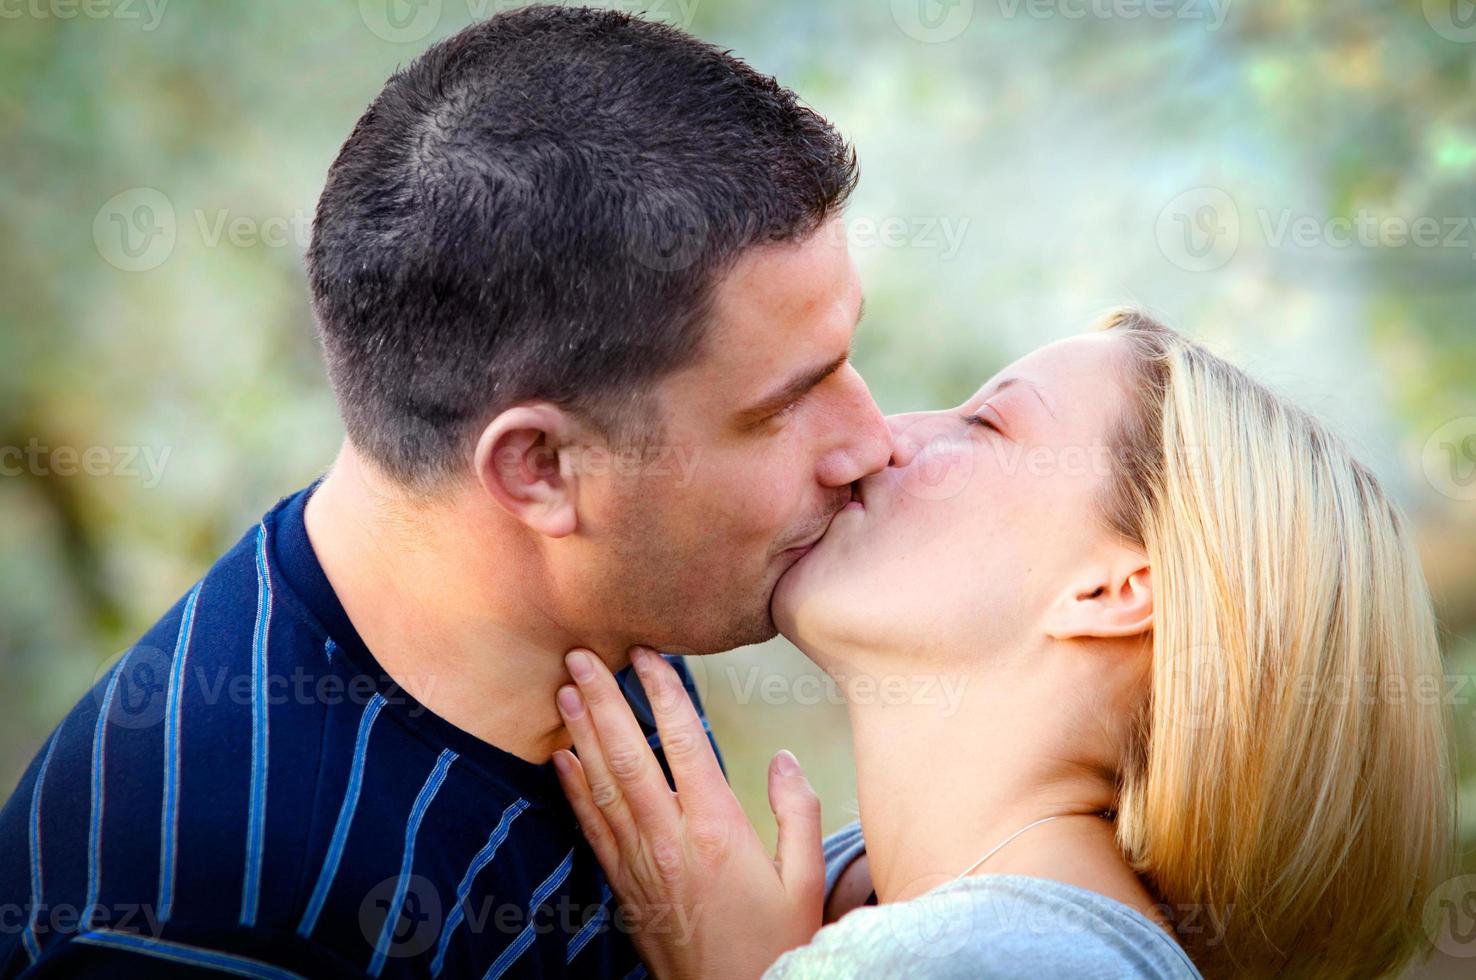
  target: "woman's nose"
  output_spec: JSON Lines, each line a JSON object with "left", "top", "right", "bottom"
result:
{"left": 885, "top": 411, "right": 935, "bottom": 467}
{"left": 884, "top": 410, "right": 978, "bottom": 502}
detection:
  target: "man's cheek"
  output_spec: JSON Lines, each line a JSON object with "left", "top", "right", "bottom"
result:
{"left": 728, "top": 483, "right": 791, "bottom": 532}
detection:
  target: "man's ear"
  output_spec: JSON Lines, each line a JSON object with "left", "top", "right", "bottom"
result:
{"left": 472, "top": 404, "right": 582, "bottom": 538}
{"left": 1042, "top": 552, "right": 1153, "bottom": 641}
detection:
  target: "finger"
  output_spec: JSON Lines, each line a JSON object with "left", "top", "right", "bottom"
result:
{"left": 558, "top": 682, "right": 641, "bottom": 855}
{"left": 769, "top": 750, "right": 824, "bottom": 909}
{"left": 565, "top": 649, "right": 681, "bottom": 830}
{"left": 630, "top": 647, "right": 731, "bottom": 819}
{"left": 552, "top": 748, "right": 620, "bottom": 872}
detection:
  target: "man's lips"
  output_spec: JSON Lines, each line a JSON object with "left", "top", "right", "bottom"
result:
{"left": 780, "top": 527, "right": 828, "bottom": 557}
{"left": 780, "top": 486, "right": 865, "bottom": 558}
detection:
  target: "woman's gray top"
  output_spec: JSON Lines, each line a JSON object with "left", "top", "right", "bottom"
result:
{"left": 768, "top": 872, "right": 1204, "bottom": 979}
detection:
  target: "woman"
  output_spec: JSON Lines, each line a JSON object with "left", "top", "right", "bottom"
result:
{"left": 550, "top": 311, "right": 1455, "bottom": 978}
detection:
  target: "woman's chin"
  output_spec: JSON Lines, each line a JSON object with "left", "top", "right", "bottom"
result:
{"left": 772, "top": 545, "right": 822, "bottom": 643}
{"left": 770, "top": 561, "right": 804, "bottom": 641}
{"left": 773, "top": 503, "right": 866, "bottom": 648}
{"left": 772, "top": 541, "right": 848, "bottom": 652}
{"left": 772, "top": 568, "right": 854, "bottom": 678}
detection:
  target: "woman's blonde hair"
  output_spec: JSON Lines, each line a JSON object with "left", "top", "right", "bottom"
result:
{"left": 1098, "top": 310, "right": 1456, "bottom": 978}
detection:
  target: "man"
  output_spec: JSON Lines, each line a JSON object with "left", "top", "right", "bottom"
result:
{"left": 0, "top": 6, "right": 887, "bottom": 977}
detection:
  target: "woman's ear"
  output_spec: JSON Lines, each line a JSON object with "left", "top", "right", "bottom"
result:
{"left": 472, "top": 404, "right": 581, "bottom": 538}
{"left": 1043, "top": 554, "right": 1153, "bottom": 641}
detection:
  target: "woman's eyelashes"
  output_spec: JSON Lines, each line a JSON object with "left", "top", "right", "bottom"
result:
{"left": 962, "top": 403, "right": 1007, "bottom": 436}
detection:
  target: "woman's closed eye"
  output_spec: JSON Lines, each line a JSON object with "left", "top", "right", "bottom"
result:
{"left": 962, "top": 403, "right": 1008, "bottom": 437}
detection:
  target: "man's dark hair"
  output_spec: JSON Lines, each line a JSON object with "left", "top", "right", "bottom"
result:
{"left": 307, "top": 5, "right": 858, "bottom": 488}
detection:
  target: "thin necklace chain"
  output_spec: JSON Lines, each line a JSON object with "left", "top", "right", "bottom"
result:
{"left": 952, "top": 814, "right": 1064, "bottom": 882}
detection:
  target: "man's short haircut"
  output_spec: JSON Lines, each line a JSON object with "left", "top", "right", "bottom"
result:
{"left": 307, "top": 5, "right": 858, "bottom": 488}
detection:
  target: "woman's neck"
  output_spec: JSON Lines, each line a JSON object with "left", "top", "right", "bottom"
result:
{"left": 836, "top": 649, "right": 1154, "bottom": 915}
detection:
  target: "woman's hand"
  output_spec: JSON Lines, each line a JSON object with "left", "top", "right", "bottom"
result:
{"left": 552, "top": 646, "right": 824, "bottom": 980}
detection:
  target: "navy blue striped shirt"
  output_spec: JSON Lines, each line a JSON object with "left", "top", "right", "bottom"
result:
{"left": 0, "top": 484, "right": 718, "bottom": 978}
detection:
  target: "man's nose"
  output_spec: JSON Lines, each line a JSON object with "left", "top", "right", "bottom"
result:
{"left": 816, "top": 366, "right": 894, "bottom": 487}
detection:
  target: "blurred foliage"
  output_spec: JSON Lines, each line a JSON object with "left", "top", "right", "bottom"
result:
{"left": 1, "top": 0, "right": 1473, "bottom": 924}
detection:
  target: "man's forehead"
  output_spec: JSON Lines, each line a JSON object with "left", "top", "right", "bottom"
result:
{"left": 652, "top": 219, "right": 860, "bottom": 422}
{"left": 718, "top": 218, "right": 851, "bottom": 302}
{"left": 707, "top": 235, "right": 858, "bottom": 352}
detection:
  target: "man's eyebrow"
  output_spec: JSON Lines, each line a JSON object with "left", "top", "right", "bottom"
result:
{"left": 734, "top": 298, "right": 864, "bottom": 425}
{"left": 736, "top": 347, "right": 852, "bottom": 424}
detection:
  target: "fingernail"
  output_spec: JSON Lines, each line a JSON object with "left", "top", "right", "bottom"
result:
{"left": 551, "top": 750, "right": 572, "bottom": 775}
{"left": 557, "top": 685, "right": 584, "bottom": 718}
{"left": 630, "top": 646, "right": 654, "bottom": 672}
{"left": 566, "top": 649, "right": 595, "bottom": 682}
{"left": 775, "top": 749, "right": 799, "bottom": 775}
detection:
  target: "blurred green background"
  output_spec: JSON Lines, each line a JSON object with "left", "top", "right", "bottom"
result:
{"left": 2, "top": 0, "right": 1474, "bottom": 970}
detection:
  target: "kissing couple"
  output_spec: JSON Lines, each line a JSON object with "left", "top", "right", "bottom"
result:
{"left": 0, "top": 7, "right": 1452, "bottom": 979}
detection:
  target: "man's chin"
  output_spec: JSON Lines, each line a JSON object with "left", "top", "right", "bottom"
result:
{"left": 664, "top": 550, "right": 820, "bottom": 654}
{"left": 679, "top": 595, "right": 779, "bottom": 655}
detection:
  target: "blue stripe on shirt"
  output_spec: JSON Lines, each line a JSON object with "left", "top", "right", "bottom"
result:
{"left": 240, "top": 523, "right": 274, "bottom": 927}
{"left": 429, "top": 797, "right": 531, "bottom": 977}
{"left": 73, "top": 928, "right": 307, "bottom": 979}
{"left": 22, "top": 729, "right": 61, "bottom": 962}
{"left": 369, "top": 748, "right": 458, "bottom": 977}
{"left": 85, "top": 650, "right": 131, "bottom": 928}
{"left": 158, "top": 579, "right": 203, "bottom": 924}
{"left": 565, "top": 882, "right": 612, "bottom": 964}
{"left": 298, "top": 692, "right": 387, "bottom": 939}
{"left": 482, "top": 848, "right": 575, "bottom": 980}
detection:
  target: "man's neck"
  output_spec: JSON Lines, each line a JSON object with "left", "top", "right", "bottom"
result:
{"left": 303, "top": 446, "right": 592, "bottom": 764}
{"left": 836, "top": 651, "right": 1128, "bottom": 905}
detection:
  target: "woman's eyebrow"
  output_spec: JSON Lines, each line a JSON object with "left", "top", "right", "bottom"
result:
{"left": 983, "top": 377, "right": 1056, "bottom": 419}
